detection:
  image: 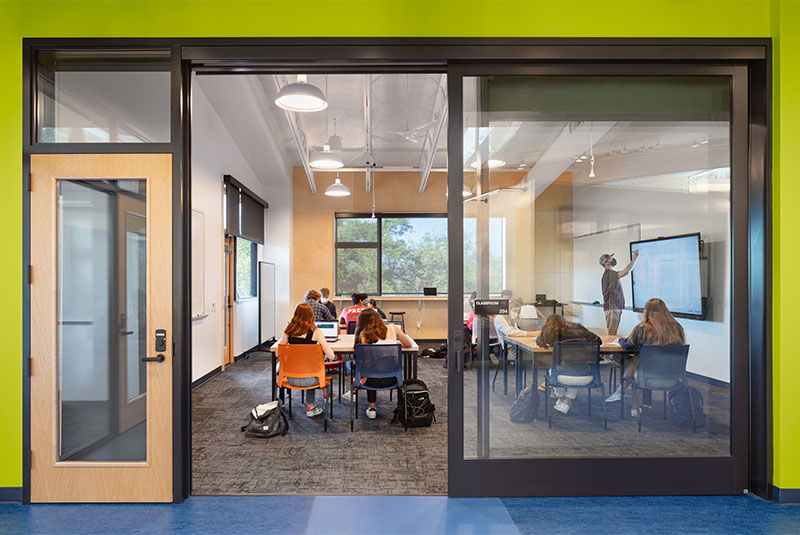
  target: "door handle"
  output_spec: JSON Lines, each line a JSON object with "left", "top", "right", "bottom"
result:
{"left": 142, "top": 354, "right": 166, "bottom": 363}
{"left": 452, "top": 329, "right": 465, "bottom": 372}
{"left": 121, "top": 330, "right": 135, "bottom": 336}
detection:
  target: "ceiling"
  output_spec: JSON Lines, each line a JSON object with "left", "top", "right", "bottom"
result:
{"left": 195, "top": 73, "right": 730, "bottom": 196}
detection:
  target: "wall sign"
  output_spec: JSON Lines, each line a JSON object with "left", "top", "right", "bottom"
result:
{"left": 474, "top": 299, "right": 509, "bottom": 315}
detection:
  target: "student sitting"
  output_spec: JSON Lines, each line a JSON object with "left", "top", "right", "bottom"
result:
{"left": 320, "top": 287, "right": 337, "bottom": 318}
{"left": 365, "top": 298, "right": 386, "bottom": 319}
{"left": 276, "top": 303, "right": 336, "bottom": 417}
{"left": 352, "top": 308, "right": 413, "bottom": 419}
{"left": 493, "top": 298, "right": 536, "bottom": 364}
{"left": 466, "top": 291, "right": 477, "bottom": 332}
{"left": 604, "top": 297, "right": 686, "bottom": 416}
{"left": 304, "top": 289, "right": 336, "bottom": 321}
{"left": 536, "top": 314, "right": 601, "bottom": 415}
{"left": 339, "top": 292, "right": 369, "bottom": 328}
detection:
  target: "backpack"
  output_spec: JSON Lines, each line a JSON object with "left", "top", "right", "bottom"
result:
{"left": 509, "top": 384, "right": 539, "bottom": 423}
{"left": 668, "top": 386, "right": 707, "bottom": 429}
{"left": 240, "top": 400, "right": 289, "bottom": 438}
{"left": 392, "top": 379, "right": 436, "bottom": 428}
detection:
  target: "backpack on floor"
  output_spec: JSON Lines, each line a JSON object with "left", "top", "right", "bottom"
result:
{"left": 668, "top": 385, "right": 707, "bottom": 429}
{"left": 240, "top": 400, "right": 289, "bottom": 438}
{"left": 392, "top": 379, "right": 436, "bottom": 428}
{"left": 509, "top": 384, "right": 539, "bottom": 423}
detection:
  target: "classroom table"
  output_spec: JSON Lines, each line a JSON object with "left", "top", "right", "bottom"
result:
{"left": 501, "top": 333, "right": 638, "bottom": 417}
{"left": 268, "top": 334, "right": 420, "bottom": 402}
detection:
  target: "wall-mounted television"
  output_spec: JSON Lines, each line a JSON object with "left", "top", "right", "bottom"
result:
{"left": 630, "top": 233, "right": 704, "bottom": 320}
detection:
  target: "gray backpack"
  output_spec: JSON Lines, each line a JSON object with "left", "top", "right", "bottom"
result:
{"left": 240, "top": 400, "right": 289, "bottom": 438}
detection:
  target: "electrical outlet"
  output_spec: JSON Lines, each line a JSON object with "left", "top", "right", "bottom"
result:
{"left": 209, "top": 302, "right": 216, "bottom": 312}
{"left": 416, "top": 320, "right": 421, "bottom": 329}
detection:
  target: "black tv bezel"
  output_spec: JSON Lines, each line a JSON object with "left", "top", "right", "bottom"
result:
{"left": 629, "top": 231, "right": 705, "bottom": 320}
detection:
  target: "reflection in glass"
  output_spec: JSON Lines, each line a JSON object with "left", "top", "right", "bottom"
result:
{"left": 463, "top": 76, "right": 731, "bottom": 461}
{"left": 57, "top": 179, "right": 147, "bottom": 462}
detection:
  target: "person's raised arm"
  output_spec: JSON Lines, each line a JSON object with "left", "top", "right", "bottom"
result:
{"left": 312, "top": 329, "right": 336, "bottom": 361}
{"left": 393, "top": 324, "right": 413, "bottom": 348}
{"left": 618, "top": 249, "right": 640, "bottom": 278}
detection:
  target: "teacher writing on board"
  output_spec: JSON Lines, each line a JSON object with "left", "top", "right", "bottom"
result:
{"left": 599, "top": 250, "right": 640, "bottom": 336}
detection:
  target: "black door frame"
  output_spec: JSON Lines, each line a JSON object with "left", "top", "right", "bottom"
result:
{"left": 21, "top": 38, "right": 770, "bottom": 503}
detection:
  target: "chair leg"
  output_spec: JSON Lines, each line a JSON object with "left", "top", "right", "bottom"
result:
{"left": 302, "top": 390, "right": 305, "bottom": 404}
{"left": 620, "top": 381, "right": 625, "bottom": 420}
{"left": 390, "top": 389, "right": 392, "bottom": 401}
{"left": 329, "top": 383, "right": 334, "bottom": 421}
{"left": 404, "top": 386, "right": 408, "bottom": 432}
{"left": 492, "top": 364, "right": 500, "bottom": 393}
{"left": 588, "top": 388, "right": 592, "bottom": 418}
{"left": 546, "top": 377, "right": 552, "bottom": 429}
{"left": 350, "top": 387, "right": 354, "bottom": 432}
{"left": 663, "top": 391, "right": 667, "bottom": 420}
{"left": 288, "top": 389, "right": 293, "bottom": 420}
{"left": 601, "top": 384, "right": 608, "bottom": 431}
{"left": 355, "top": 388, "right": 359, "bottom": 419}
{"left": 323, "top": 389, "right": 328, "bottom": 433}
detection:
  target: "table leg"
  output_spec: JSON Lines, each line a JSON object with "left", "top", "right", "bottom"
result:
{"left": 413, "top": 351, "right": 418, "bottom": 379}
{"left": 533, "top": 365, "right": 539, "bottom": 420}
{"left": 503, "top": 345, "right": 509, "bottom": 396}
{"left": 515, "top": 345, "right": 523, "bottom": 399}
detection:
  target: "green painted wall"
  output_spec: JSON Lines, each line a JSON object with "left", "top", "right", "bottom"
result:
{"left": 0, "top": 0, "right": 796, "bottom": 492}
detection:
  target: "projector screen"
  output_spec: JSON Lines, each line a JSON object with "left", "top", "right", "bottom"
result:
{"left": 630, "top": 233, "right": 704, "bottom": 319}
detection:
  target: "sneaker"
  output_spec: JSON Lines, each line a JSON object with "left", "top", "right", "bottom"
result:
{"left": 489, "top": 353, "right": 500, "bottom": 366}
{"left": 631, "top": 407, "right": 642, "bottom": 418}
{"left": 341, "top": 390, "right": 354, "bottom": 402}
{"left": 553, "top": 401, "right": 570, "bottom": 415}
{"left": 605, "top": 390, "right": 622, "bottom": 403}
{"left": 366, "top": 407, "right": 377, "bottom": 419}
{"left": 306, "top": 405, "right": 323, "bottom": 417}
{"left": 640, "top": 402, "right": 652, "bottom": 409}
{"left": 537, "top": 381, "right": 547, "bottom": 392}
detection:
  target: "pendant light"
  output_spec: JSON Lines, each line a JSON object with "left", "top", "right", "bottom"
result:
{"left": 275, "top": 74, "right": 327, "bottom": 112}
{"left": 588, "top": 122, "right": 596, "bottom": 179}
{"left": 462, "top": 184, "right": 472, "bottom": 197}
{"left": 470, "top": 159, "right": 506, "bottom": 169}
{"left": 311, "top": 79, "right": 343, "bottom": 169}
{"left": 324, "top": 171, "right": 351, "bottom": 197}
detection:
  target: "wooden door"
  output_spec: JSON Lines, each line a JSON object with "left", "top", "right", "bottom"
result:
{"left": 224, "top": 235, "right": 235, "bottom": 365}
{"left": 30, "top": 154, "right": 172, "bottom": 502}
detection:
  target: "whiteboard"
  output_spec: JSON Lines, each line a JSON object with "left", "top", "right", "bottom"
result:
{"left": 191, "top": 209, "right": 205, "bottom": 317}
{"left": 259, "top": 262, "right": 276, "bottom": 342}
{"left": 572, "top": 224, "right": 640, "bottom": 305}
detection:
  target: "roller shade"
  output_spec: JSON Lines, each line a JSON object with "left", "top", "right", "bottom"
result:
{"left": 223, "top": 174, "right": 268, "bottom": 245}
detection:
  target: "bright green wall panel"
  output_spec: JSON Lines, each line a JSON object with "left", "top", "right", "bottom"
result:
{"left": 0, "top": 0, "right": 792, "bottom": 492}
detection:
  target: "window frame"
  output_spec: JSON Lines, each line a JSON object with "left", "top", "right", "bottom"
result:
{"left": 334, "top": 212, "right": 448, "bottom": 296}
{"left": 234, "top": 236, "right": 257, "bottom": 301}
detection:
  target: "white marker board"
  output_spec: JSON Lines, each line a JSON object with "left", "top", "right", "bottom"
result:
{"left": 191, "top": 209, "right": 205, "bottom": 317}
{"left": 259, "top": 262, "right": 276, "bottom": 342}
{"left": 572, "top": 224, "right": 640, "bottom": 305}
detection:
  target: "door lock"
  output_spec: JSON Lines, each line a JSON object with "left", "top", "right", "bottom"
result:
{"left": 155, "top": 329, "right": 167, "bottom": 352}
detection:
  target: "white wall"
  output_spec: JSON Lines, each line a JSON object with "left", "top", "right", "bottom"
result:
{"left": 191, "top": 79, "right": 264, "bottom": 382}
{"left": 263, "top": 183, "right": 293, "bottom": 338}
{"left": 570, "top": 184, "right": 731, "bottom": 383}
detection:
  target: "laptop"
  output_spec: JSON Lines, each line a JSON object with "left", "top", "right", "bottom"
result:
{"left": 315, "top": 320, "right": 340, "bottom": 342}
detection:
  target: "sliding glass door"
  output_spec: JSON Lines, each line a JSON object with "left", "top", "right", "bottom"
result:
{"left": 446, "top": 65, "right": 750, "bottom": 496}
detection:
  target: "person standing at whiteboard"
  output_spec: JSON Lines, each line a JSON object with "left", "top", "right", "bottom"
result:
{"left": 600, "top": 250, "right": 639, "bottom": 335}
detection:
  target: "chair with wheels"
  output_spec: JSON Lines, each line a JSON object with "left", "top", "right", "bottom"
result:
{"left": 622, "top": 344, "right": 692, "bottom": 433}
{"left": 350, "top": 343, "right": 404, "bottom": 431}
{"left": 545, "top": 340, "right": 607, "bottom": 430}
{"left": 276, "top": 344, "right": 334, "bottom": 431}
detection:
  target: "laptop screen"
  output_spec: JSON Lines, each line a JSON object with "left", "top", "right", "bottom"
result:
{"left": 315, "top": 321, "right": 339, "bottom": 339}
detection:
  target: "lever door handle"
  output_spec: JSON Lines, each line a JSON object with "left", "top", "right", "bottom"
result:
{"left": 142, "top": 354, "right": 166, "bottom": 363}
{"left": 122, "top": 330, "right": 134, "bottom": 336}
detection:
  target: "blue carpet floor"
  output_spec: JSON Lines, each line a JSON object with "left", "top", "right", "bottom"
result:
{"left": 1, "top": 495, "right": 798, "bottom": 534}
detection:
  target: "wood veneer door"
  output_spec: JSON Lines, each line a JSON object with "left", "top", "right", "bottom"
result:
{"left": 30, "top": 154, "right": 172, "bottom": 502}
{"left": 224, "top": 235, "right": 234, "bottom": 365}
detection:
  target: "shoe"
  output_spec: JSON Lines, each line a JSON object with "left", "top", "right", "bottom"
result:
{"left": 342, "top": 390, "right": 354, "bottom": 402}
{"left": 306, "top": 405, "right": 323, "bottom": 417}
{"left": 640, "top": 402, "right": 652, "bottom": 409}
{"left": 538, "top": 382, "right": 546, "bottom": 392}
{"left": 553, "top": 401, "right": 570, "bottom": 415}
{"left": 323, "top": 392, "right": 337, "bottom": 402}
{"left": 489, "top": 353, "right": 500, "bottom": 366}
{"left": 631, "top": 407, "right": 642, "bottom": 418}
{"left": 366, "top": 408, "right": 377, "bottom": 419}
{"left": 605, "top": 390, "right": 622, "bottom": 403}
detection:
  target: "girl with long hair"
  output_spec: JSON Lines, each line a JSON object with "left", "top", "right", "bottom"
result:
{"left": 605, "top": 298, "right": 686, "bottom": 415}
{"left": 276, "top": 303, "right": 335, "bottom": 418}
{"left": 536, "top": 314, "right": 601, "bottom": 414}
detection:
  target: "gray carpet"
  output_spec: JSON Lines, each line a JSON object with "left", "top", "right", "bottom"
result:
{"left": 191, "top": 351, "right": 449, "bottom": 496}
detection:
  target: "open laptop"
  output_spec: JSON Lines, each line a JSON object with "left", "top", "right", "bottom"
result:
{"left": 315, "top": 320, "right": 340, "bottom": 342}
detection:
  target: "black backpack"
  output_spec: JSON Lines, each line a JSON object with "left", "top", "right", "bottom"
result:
{"left": 240, "top": 400, "right": 289, "bottom": 438}
{"left": 509, "top": 384, "right": 539, "bottom": 423}
{"left": 392, "top": 379, "right": 436, "bottom": 428}
{"left": 668, "top": 385, "right": 707, "bottom": 429}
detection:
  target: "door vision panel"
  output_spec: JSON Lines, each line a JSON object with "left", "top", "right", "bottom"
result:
{"left": 30, "top": 154, "right": 172, "bottom": 502}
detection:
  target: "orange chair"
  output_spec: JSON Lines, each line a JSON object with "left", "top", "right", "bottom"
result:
{"left": 276, "top": 344, "right": 334, "bottom": 431}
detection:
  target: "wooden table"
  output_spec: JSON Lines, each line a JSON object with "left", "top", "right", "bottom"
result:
{"left": 268, "top": 334, "right": 420, "bottom": 402}
{"left": 502, "top": 333, "right": 637, "bottom": 410}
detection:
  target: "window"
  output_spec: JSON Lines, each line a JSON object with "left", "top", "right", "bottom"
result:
{"left": 235, "top": 237, "right": 257, "bottom": 299}
{"left": 335, "top": 214, "right": 449, "bottom": 295}
{"left": 463, "top": 217, "right": 506, "bottom": 295}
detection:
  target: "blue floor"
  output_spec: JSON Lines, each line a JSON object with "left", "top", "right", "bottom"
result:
{"left": 1, "top": 495, "right": 799, "bottom": 534}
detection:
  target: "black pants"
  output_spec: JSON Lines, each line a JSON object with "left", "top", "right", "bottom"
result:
{"left": 365, "top": 377, "right": 397, "bottom": 403}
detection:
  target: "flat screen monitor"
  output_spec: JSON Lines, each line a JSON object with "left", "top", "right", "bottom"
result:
{"left": 630, "top": 233, "right": 704, "bottom": 319}
{"left": 315, "top": 320, "right": 339, "bottom": 340}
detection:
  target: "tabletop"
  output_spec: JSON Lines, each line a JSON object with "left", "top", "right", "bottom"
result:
{"left": 270, "top": 334, "right": 419, "bottom": 353}
{"left": 503, "top": 333, "right": 626, "bottom": 353}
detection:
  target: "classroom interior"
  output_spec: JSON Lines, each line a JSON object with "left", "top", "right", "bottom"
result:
{"left": 181, "top": 72, "right": 733, "bottom": 495}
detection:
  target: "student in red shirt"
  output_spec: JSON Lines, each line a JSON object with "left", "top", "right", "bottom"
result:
{"left": 339, "top": 293, "right": 369, "bottom": 329}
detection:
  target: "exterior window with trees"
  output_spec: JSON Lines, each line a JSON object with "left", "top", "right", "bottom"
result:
{"left": 236, "top": 236, "right": 257, "bottom": 299}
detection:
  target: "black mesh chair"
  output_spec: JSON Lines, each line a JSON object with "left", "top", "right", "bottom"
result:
{"left": 622, "top": 344, "right": 692, "bottom": 433}
{"left": 545, "top": 340, "right": 607, "bottom": 430}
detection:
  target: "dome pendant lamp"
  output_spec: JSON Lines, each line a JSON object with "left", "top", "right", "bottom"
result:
{"left": 275, "top": 74, "right": 328, "bottom": 112}
{"left": 325, "top": 171, "right": 351, "bottom": 197}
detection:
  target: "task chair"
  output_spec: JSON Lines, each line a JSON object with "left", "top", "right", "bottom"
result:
{"left": 545, "top": 340, "right": 607, "bottom": 430}
{"left": 622, "top": 344, "right": 692, "bottom": 433}
{"left": 276, "top": 344, "right": 334, "bottom": 431}
{"left": 350, "top": 343, "right": 404, "bottom": 431}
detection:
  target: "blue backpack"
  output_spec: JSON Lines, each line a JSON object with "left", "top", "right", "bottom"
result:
{"left": 668, "top": 386, "right": 707, "bottom": 429}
